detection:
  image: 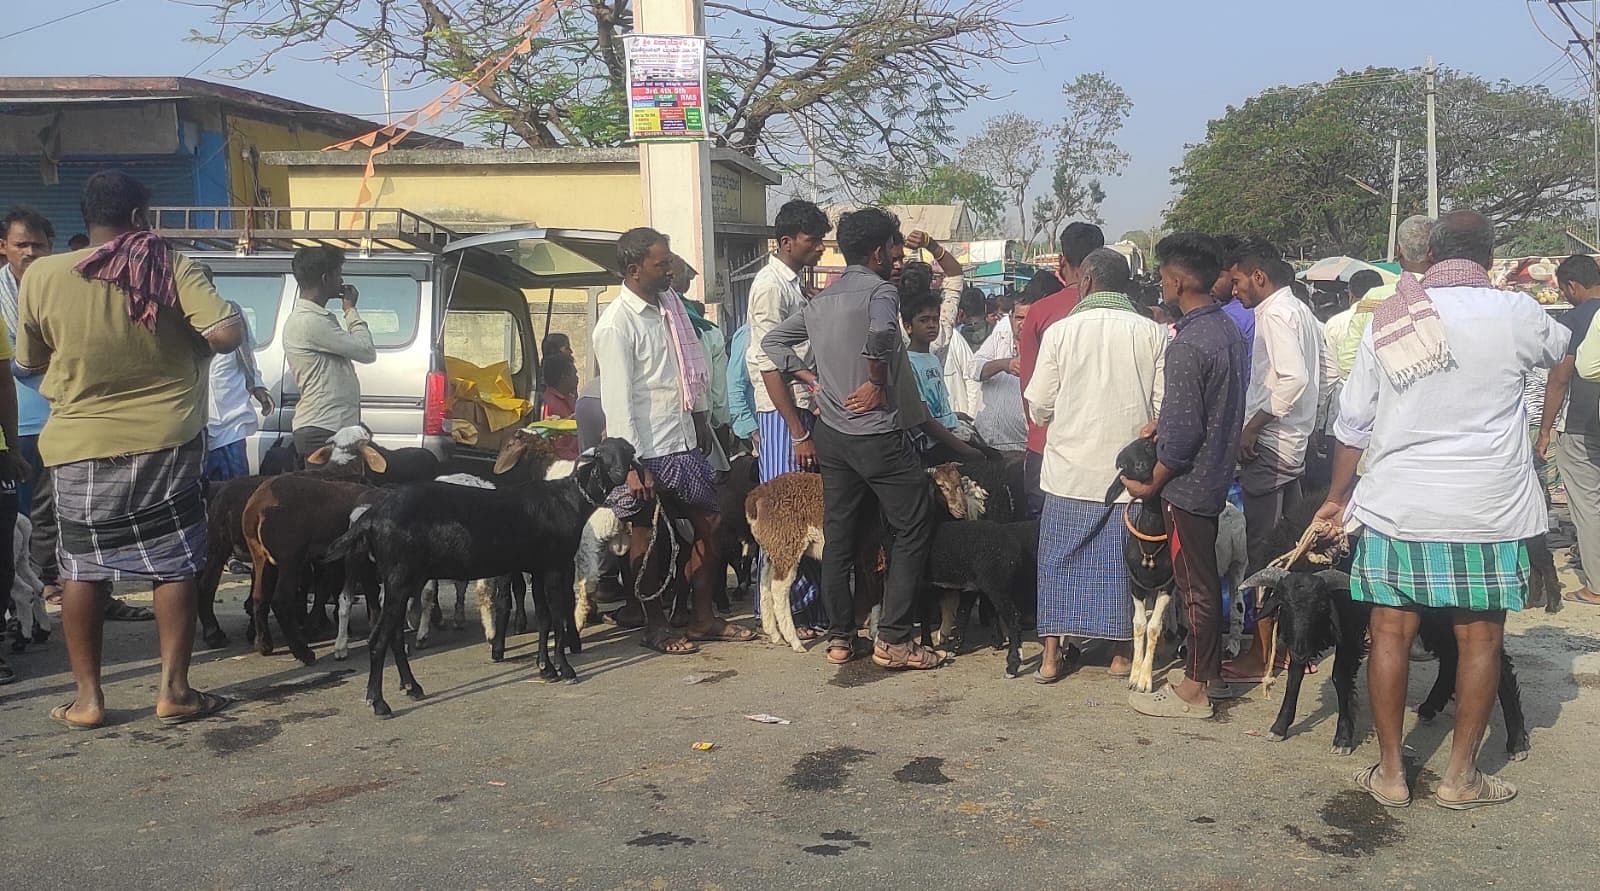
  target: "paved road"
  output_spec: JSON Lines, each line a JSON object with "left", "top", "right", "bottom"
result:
{"left": 4, "top": 571, "right": 1600, "bottom": 889}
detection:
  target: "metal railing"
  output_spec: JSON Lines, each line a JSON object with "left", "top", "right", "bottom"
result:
{"left": 151, "top": 206, "right": 460, "bottom": 256}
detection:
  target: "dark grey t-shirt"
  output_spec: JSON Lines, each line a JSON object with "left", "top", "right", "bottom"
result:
{"left": 1562, "top": 299, "right": 1600, "bottom": 436}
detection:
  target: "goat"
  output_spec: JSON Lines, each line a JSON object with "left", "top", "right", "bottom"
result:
{"left": 920, "top": 518, "right": 1034, "bottom": 678}
{"left": 1216, "top": 503, "right": 1249, "bottom": 659}
{"left": 1106, "top": 437, "right": 1174, "bottom": 694}
{"left": 325, "top": 437, "right": 638, "bottom": 717}
{"left": 714, "top": 455, "right": 761, "bottom": 608}
{"left": 1240, "top": 494, "right": 1537, "bottom": 758}
{"left": 258, "top": 435, "right": 298, "bottom": 476}
{"left": 7, "top": 514, "right": 48, "bottom": 652}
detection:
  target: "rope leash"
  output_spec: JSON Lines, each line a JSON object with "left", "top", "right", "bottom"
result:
{"left": 1256, "top": 522, "right": 1343, "bottom": 700}
{"left": 631, "top": 500, "right": 682, "bottom": 606}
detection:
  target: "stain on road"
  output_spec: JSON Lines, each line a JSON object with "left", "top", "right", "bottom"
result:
{"left": 627, "top": 830, "right": 698, "bottom": 847}
{"left": 237, "top": 779, "right": 396, "bottom": 819}
{"left": 784, "top": 746, "right": 873, "bottom": 792}
{"left": 827, "top": 660, "right": 890, "bottom": 688}
{"left": 893, "top": 756, "right": 952, "bottom": 785}
{"left": 803, "top": 830, "right": 870, "bottom": 856}
{"left": 204, "top": 720, "right": 282, "bottom": 756}
{"left": 240, "top": 671, "right": 355, "bottom": 704}
{"left": 1282, "top": 790, "right": 1400, "bottom": 858}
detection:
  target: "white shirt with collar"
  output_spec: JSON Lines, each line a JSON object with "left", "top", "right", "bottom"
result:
{"left": 1335, "top": 286, "right": 1569, "bottom": 541}
{"left": 593, "top": 284, "right": 705, "bottom": 460}
{"left": 1246, "top": 286, "right": 1323, "bottom": 470}
{"left": 745, "top": 254, "right": 812, "bottom": 414}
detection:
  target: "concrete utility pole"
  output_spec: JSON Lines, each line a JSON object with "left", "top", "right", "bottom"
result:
{"left": 1425, "top": 55, "right": 1439, "bottom": 218}
{"left": 636, "top": 0, "right": 715, "bottom": 310}
{"left": 1545, "top": 1, "right": 1600, "bottom": 242}
{"left": 1387, "top": 137, "right": 1403, "bottom": 262}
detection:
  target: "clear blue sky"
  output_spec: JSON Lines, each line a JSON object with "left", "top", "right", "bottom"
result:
{"left": 1, "top": 0, "right": 1585, "bottom": 237}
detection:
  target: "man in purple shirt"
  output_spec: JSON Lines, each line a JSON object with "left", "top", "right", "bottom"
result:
{"left": 1213, "top": 235, "right": 1254, "bottom": 370}
{"left": 1124, "top": 233, "right": 1248, "bottom": 719}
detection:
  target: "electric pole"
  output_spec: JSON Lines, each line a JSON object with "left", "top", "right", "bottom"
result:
{"left": 1545, "top": 1, "right": 1600, "bottom": 244}
{"left": 1387, "top": 137, "right": 1402, "bottom": 262}
{"left": 1425, "top": 55, "right": 1439, "bottom": 219}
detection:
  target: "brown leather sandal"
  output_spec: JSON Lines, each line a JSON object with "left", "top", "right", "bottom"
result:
{"left": 871, "top": 639, "right": 947, "bottom": 670}
{"left": 826, "top": 638, "right": 860, "bottom": 665}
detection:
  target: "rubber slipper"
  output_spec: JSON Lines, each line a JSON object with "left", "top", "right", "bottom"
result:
{"left": 1561, "top": 589, "right": 1600, "bottom": 606}
{"left": 1354, "top": 764, "right": 1412, "bottom": 808}
{"left": 640, "top": 629, "right": 699, "bottom": 655}
{"left": 1435, "top": 772, "right": 1517, "bottom": 811}
{"left": 156, "top": 691, "right": 233, "bottom": 726}
{"left": 1034, "top": 652, "right": 1072, "bottom": 684}
{"left": 49, "top": 701, "right": 103, "bottom": 731}
{"left": 104, "top": 600, "right": 155, "bottom": 621}
{"left": 1128, "top": 686, "right": 1213, "bottom": 719}
{"left": 686, "top": 622, "right": 758, "bottom": 642}
{"left": 1164, "top": 669, "right": 1243, "bottom": 700}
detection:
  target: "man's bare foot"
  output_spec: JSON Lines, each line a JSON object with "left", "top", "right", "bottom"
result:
{"left": 52, "top": 697, "right": 106, "bottom": 729}
{"left": 1108, "top": 652, "right": 1132, "bottom": 678}
{"left": 1436, "top": 770, "right": 1518, "bottom": 810}
{"left": 1563, "top": 587, "right": 1600, "bottom": 606}
{"left": 640, "top": 626, "right": 699, "bottom": 655}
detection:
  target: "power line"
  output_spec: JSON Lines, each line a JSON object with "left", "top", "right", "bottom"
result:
{"left": 0, "top": 0, "right": 128, "bottom": 42}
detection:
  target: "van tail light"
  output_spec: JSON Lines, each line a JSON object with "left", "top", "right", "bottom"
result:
{"left": 424, "top": 370, "right": 448, "bottom": 436}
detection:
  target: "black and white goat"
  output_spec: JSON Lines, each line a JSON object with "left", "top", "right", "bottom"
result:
{"left": 326, "top": 438, "right": 637, "bottom": 717}
{"left": 1106, "top": 437, "right": 1174, "bottom": 694}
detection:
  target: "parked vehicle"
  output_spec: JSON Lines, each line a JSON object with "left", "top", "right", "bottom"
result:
{"left": 155, "top": 207, "right": 619, "bottom": 472}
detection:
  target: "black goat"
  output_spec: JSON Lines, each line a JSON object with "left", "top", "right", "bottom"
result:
{"left": 920, "top": 519, "right": 1032, "bottom": 677}
{"left": 1242, "top": 495, "right": 1536, "bottom": 758}
{"left": 1108, "top": 437, "right": 1174, "bottom": 694}
{"left": 326, "top": 437, "right": 637, "bottom": 717}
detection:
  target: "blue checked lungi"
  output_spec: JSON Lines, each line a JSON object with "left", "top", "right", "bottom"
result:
{"left": 605, "top": 450, "right": 721, "bottom": 520}
{"left": 1352, "top": 528, "right": 1527, "bottom": 612}
{"left": 755, "top": 409, "right": 824, "bottom": 628}
{"left": 54, "top": 435, "right": 208, "bottom": 583}
{"left": 204, "top": 440, "right": 250, "bottom": 482}
{"left": 1037, "top": 494, "right": 1133, "bottom": 639}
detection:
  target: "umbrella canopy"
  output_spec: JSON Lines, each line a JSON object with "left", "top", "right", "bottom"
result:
{"left": 1299, "top": 256, "right": 1398, "bottom": 284}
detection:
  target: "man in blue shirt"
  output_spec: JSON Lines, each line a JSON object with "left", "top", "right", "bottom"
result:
{"left": 725, "top": 323, "right": 759, "bottom": 450}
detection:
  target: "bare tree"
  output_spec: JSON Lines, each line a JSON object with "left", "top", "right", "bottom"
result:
{"left": 196, "top": 0, "right": 1065, "bottom": 195}
{"left": 959, "top": 111, "right": 1049, "bottom": 238}
{"left": 1031, "top": 72, "right": 1131, "bottom": 243}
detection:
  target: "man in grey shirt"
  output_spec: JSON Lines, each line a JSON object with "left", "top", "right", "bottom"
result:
{"left": 283, "top": 246, "right": 375, "bottom": 459}
{"left": 762, "top": 206, "right": 940, "bottom": 671}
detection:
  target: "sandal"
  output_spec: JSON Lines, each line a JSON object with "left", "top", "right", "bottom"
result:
{"left": 1127, "top": 686, "right": 1213, "bottom": 719}
{"left": 871, "top": 639, "right": 947, "bottom": 671}
{"left": 1435, "top": 772, "right": 1517, "bottom": 811}
{"left": 1562, "top": 588, "right": 1600, "bottom": 606}
{"left": 826, "top": 637, "right": 863, "bottom": 665}
{"left": 157, "top": 691, "right": 233, "bottom": 726}
{"left": 49, "top": 701, "right": 103, "bottom": 731}
{"left": 640, "top": 627, "right": 699, "bottom": 655}
{"left": 1353, "top": 764, "right": 1412, "bottom": 808}
{"left": 43, "top": 586, "right": 63, "bottom": 607}
{"left": 1034, "top": 645, "right": 1078, "bottom": 684}
{"left": 105, "top": 599, "right": 155, "bottom": 621}
{"left": 686, "top": 621, "right": 758, "bottom": 643}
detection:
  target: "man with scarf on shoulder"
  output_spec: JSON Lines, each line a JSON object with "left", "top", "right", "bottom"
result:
{"left": 1316, "top": 210, "right": 1567, "bottom": 811}
{"left": 593, "top": 228, "right": 756, "bottom": 655}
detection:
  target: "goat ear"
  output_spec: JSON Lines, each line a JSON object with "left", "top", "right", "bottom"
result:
{"left": 359, "top": 445, "right": 388, "bottom": 474}
{"left": 306, "top": 446, "right": 332, "bottom": 466}
{"left": 493, "top": 436, "right": 529, "bottom": 475}
{"left": 1240, "top": 566, "right": 1289, "bottom": 590}
{"left": 1104, "top": 477, "right": 1126, "bottom": 506}
{"left": 1314, "top": 569, "right": 1352, "bottom": 590}
{"left": 1257, "top": 591, "right": 1281, "bottom": 619}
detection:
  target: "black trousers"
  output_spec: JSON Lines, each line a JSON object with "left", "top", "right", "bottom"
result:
{"left": 1165, "top": 501, "right": 1222, "bottom": 684}
{"left": 292, "top": 426, "right": 336, "bottom": 465}
{"left": 814, "top": 422, "right": 933, "bottom": 644}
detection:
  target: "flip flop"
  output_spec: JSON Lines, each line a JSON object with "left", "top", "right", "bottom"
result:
{"left": 156, "top": 691, "right": 233, "bottom": 726}
{"left": 1435, "top": 772, "right": 1517, "bottom": 811}
{"left": 49, "top": 701, "right": 103, "bottom": 731}
{"left": 1562, "top": 589, "right": 1600, "bottom": 606}
{"left": 640, "top": 628, "right": 699, "bottom": 655}
{"left": 686, "top": 622, "right": 758, "bottom": 642}
{"left": 1034, "top": 652, "right": 1072, "bottom": 684}
{"left": 1164, "top": 669, "right": 1243, "bottom": 700}
{"left": 1353, "top": 764, "right": 1412, "bottom": 808}
{"left": 1128, "top": 686, "right": 1213, "bottom": 719}
{"left": 104, "top": 600, "right": 155, "bottom": 621}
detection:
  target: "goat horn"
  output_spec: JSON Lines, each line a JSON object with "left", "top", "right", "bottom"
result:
{"left": 1239, "top": 566, "right": 1290, "bottom": 590}
{"left": 1314, "top": 569, "right": 1353, "bottom": 590}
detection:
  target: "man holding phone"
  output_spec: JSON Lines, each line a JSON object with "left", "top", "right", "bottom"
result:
{"left": 283, "top": 245, "right": 376, "bottom": 459}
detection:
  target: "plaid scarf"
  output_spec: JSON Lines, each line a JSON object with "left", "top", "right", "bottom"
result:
{"left": 658, "top": 287, "right": 710, "bottom": 412}
{"left": 1370, "top": 259, "right": 1488, "bottom": 390}
{"left": 1068, "top": 290, "right": 1139, "bottom": 317}
{"left": 73, "top": 230, "right": 179, "bottom": 334}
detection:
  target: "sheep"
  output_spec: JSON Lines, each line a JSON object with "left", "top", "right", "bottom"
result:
{"left": 1240, "top": 493, "right": 1536, "bottom": 759}
{"left": 324, "top": 437, "right": 639, "bottom": 717}
{"left": 919, "top": 518, "right": 1034, "bottom": 678}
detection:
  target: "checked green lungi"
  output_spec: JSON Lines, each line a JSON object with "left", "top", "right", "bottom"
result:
{"left": 1351, "top": 528, "right": 1528, "bottom": 612}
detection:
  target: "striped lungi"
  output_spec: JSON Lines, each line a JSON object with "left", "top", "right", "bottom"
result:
{"left": 1037, "top": 494, "right": 1133, "bottom": 639}
{"left": 1351, "top": 528, "right": 1528, "bottom": 612}
{"left": 605, "top": 449, "right": 721, "bottom": 521}
{"left": 755, "top": 409, "right": 824, "bottom": 628}
{"left": 54, "top": 435, "right": 208, "bottom": 583}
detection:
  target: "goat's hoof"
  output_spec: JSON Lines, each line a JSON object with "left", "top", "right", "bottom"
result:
{"left": 539, "top": 664, "right": 560, "bottom": 681}
{"left": 371, "top": 700, "right": 393, "bottom": 718}
{"left": 294, "top": 652, "right": 318, "bottom": 667}
{"left": 1509, "top": 748, "right": 1530, "bottom": 762}
{"left": 559, "top": 667, "right": 578, "bottom": 682}
{"left": 1330, "top": 744, "right": 1356, "bottom": 756}
{"left": 1417, "top": 707, "right": 1440, "bottom": 723}
{"left": 404, "top": 684, "right": 426, "bottom": 700}
{"left": 566, "top": 641, "right": 583, "bottom": 655}
{"left": 333, "top": 650, "right": 349, "bottom": 662}
{"left": 200, "top": 629, "right": 229, "bottom": 650}
{"left": 490, "top": 651, "right": 505, "bottom": 663}
{"left": 1267, "top": 731, "right": 1286, "bottom": 742}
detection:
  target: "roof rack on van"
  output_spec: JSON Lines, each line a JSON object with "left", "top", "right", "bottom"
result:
{"left": 151, "top": 207, "right": 459, "bottom": 256}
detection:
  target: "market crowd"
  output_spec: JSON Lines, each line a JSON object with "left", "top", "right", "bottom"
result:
{"left": 1, "top": 173, "right": 1587, "bottom": 813}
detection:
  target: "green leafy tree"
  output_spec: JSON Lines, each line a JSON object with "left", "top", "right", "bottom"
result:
{"left": 879, "top": 164, "right": 1006, "bottom": 236}
{"left": 1032, "top": 72, "right": 1131, "bottom": 242}
{"left": 1167, "top": 68, "right": 1593, "bottom": 257}
{"left": 197, "top": 0, "right": 1065, "bottom": 196}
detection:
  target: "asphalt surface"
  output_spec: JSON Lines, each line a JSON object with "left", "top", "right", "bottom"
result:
{"left": 4, "top": 566, "right": 1600, "bottom": 890}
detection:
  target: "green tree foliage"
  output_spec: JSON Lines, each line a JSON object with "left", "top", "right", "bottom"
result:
{"left": 1166, "top": 68, "right": 1593, "bottom": 257}
{"left": 198, "top": 0, "right": 1064, "bottom": 196}
{"left": 1032, "top": 72, "right": 1132, "bottom": 241}
{"left": 879, "top": 164, "right": 1006, "bottom": 236}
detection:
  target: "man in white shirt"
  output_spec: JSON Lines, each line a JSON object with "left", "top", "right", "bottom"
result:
{"left": 1230, "top": 239, "right": 1323, "bottom": 569}
{"left": 593, "top": 228, "right": 756, "bottom": 655}
{"left": 282, "top": 246, "right": 375, "bottom": 460}
{"left": 1024, "top": 249, "right": 1167, "bottom": 681}
{"left": 969, "top": 284, "right": 1042, "bottom": 454}
{"left": 1318, "top": 210, "right": 1566, "bottom": 811}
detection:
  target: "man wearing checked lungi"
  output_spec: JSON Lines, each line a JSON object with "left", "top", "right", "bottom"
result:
{"left": 1316, "top": 210, "right": 1568, "bottom": 811}
{"left": 16, "top": 171, "right": 245, "bottom": 730}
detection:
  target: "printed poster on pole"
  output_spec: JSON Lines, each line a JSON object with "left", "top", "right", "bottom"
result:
{"left": 623, "top": 34, "right": 709, "bottom": 142}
